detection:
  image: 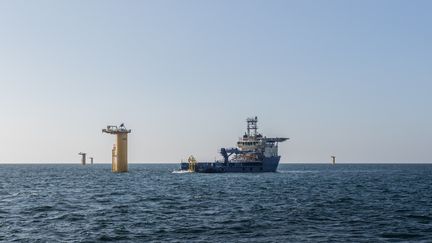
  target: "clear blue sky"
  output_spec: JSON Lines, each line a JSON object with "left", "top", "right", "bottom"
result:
{"left": 1, "top": 0, "right": 431, "bottom": 163}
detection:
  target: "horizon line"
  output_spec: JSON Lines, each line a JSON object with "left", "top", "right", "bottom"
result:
{"left": 1, "top": 162, "right": 432, "bottom": 164}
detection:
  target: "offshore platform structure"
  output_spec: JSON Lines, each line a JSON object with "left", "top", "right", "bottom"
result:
{"left": 102, "top": 124, "right": 131, "bottom": 172}
{"left": 78, "top": 152, "right": 86, "bottom": 165}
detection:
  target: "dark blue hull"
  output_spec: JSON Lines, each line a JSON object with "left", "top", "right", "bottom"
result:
{"left": 180, "top": 156, "right": 280, "bottom": 173}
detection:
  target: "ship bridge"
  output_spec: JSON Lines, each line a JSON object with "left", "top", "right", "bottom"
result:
{"left": 220, "top": 117, "right": 289, "bottom": 162}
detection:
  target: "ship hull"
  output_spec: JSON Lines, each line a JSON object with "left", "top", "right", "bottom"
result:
{"left": 180, "top": 156, "right": 280, "bottom": 173}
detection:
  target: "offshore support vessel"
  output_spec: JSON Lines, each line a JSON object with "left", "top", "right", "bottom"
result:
{"left": 180, "top": 117, "right": 288, "bottom": 173}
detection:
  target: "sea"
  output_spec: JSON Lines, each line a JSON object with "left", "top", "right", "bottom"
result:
{"left": 0, "top": 163, "right": 431, "bottom": 242}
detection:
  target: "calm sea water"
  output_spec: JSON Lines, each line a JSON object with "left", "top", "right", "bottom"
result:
{"left": 1, "top": 164, "right": 431, "bottom": 242}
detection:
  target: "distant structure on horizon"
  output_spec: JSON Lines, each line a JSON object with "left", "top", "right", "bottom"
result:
{"left": 78, "top": 152, "right": 86, "bottom": 165}
{"left": 331, "top": 156, "right": 336, "bottom": 165}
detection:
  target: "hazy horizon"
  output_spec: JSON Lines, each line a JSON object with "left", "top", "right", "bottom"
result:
{"left": 1, "top": 161, "right": 431, "bottom": 165}
{"left": 1, "top": 1, "right": 431, "bottom": 164}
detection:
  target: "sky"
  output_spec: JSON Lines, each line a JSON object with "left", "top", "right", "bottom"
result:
{"left": 0, "top": 0, "right": 431, "bottom": 163}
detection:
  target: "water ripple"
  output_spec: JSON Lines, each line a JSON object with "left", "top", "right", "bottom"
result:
{"left": 0, "top": 164, "right": 431, "bottom": 242}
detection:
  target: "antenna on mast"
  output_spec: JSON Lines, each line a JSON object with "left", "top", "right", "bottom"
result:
{"left": 246, "top": 116, "right": 258, "bottom": 136}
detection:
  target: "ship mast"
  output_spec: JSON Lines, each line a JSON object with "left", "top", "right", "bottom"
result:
{"left": 246, "top": 116, "right": 258, "bottom": 137}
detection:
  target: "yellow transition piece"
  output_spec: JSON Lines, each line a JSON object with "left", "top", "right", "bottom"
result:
{"left": 103, "top": 124, "right": 131, "bottom": 173}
